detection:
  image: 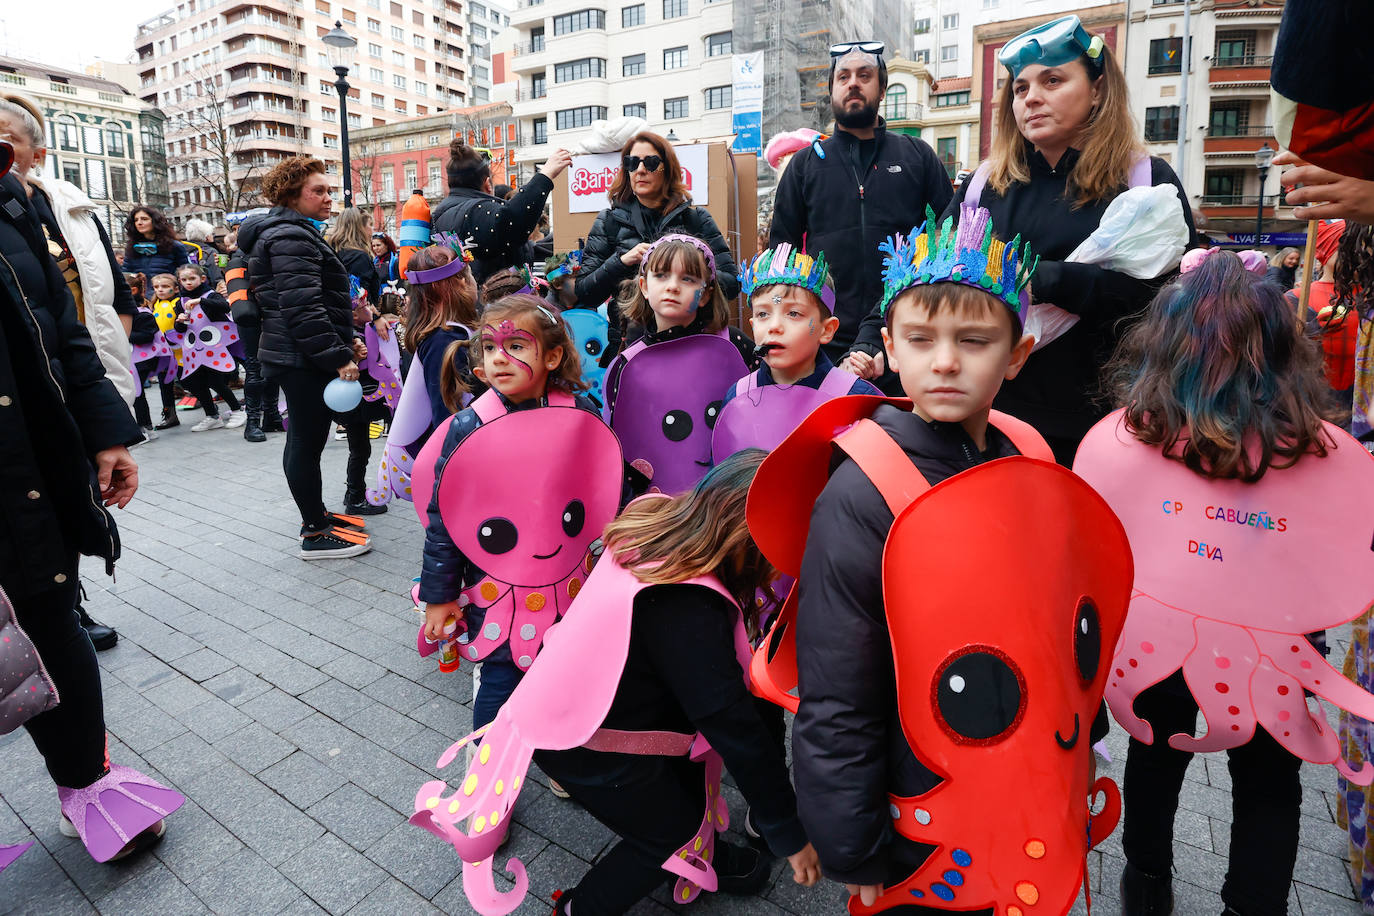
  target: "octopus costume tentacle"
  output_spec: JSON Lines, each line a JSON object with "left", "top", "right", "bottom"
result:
{"left": 1078, "top": 411, "right": 1374, "bottom": 783}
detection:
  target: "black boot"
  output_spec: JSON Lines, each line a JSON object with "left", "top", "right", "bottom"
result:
{"left": 263, "top": 410, "right": 286, "bottom": 432}
{"left": 153, "top": 407, "right": 180, "bottom": 430}
{"left": 714, "top": 839, "right": 772, "bottom": 896}
{"left": 76, "top": 599, "right": 118, "bottom": 652}
{"left": 243, "top": 410, "right": 266, "bottom": 442}
{"left": 344, "top": 489, "right": 388, "bottom": 516}
{"left": 1121, "top": 862, "right": 1174, "bottom": 916}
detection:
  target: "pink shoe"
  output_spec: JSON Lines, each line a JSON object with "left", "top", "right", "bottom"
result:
{"left": 0, "top": 842, "right": 32, "bottom": 874}
{"left": 57, "top": 765, "right": 184, "bottom": 863}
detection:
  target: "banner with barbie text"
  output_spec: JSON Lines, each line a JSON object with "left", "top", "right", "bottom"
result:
{"left": 567, "top": 143, "right": 711, "bottom": 213}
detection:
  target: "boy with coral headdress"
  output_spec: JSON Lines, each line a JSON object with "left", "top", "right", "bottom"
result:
{"left": 747, "top": 205, "right": 1131, "bottom": 913}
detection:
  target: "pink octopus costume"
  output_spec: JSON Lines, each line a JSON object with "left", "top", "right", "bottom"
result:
{"left": 1075, "top": 410, "right": 1374, "bottom": 777}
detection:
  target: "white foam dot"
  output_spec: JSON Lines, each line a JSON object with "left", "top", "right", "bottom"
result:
{"left": 913, "top": 808, "right": 931, "bottom": 825}
{"left": 520, "top": 624, "right": 536, "bottom": 639}
{"left": 948, "top": 675, "right": 966, "bottom": 693}
{"left": 483, "top": 622, "right": 501, "bottom": 640}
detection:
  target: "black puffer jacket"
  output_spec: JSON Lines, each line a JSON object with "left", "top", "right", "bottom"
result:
{"left": 0, "top": 173, "right": 140, "bottom": 597}
{"left": 336, "top": 247, "right": 381, "bottom": 303}
{"left": 431, "top": 173, "right": 554, "bottom": 284}
{"left": 241, "top": 207, "right": 354, "bottom": 375}
{"left": 576, "top": 198, "right": 741, "bottom": 307}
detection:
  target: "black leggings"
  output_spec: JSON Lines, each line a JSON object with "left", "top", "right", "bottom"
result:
{"left": 276, "top": 367, "right": 335, "bottom": 529}
{"left": 239, "top": 322, "right": 280, "bottom": 418}
{"left": 1122, "top": 673, "right": 1302, "bottom": 915}
{"left": 182, "top": 368, "right": 241, "bottom": 419}
{"left": 343, "top": 399, "right": 391, "bottom": 499}
{"left": 133, "top": 358, "right": 159, "bottom": 427}
{"left": 10, "top": 565, "right": 108, "bottom": 789}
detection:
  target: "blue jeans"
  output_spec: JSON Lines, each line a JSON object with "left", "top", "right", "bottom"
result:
{"left": 472, "top": 659, "right": 524, "bottom": 730}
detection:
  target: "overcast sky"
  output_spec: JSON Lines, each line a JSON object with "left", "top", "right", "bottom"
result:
{"left": 1, "top": 0, "right": 173, "bottom": 73}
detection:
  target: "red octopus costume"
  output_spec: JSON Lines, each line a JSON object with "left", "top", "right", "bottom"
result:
{"left": 748, "top": 396, "right": 1135, "bottom": 914}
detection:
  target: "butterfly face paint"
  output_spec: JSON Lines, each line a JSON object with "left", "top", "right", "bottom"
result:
{"left": 482, "top": 318, "right": 545, "bottom": 401}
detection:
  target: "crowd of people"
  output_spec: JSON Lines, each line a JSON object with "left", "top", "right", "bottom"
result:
{"left": 5, "top": 8, "right": 1374, "bottom": 916}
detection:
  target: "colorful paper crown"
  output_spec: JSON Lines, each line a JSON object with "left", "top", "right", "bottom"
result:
{"left": 998, "top": 15, "right": 1105, "bottom": 78}
{"left": 739, "top": 243, "right": 836, "bottom": 312}
{"left": 878, "top": 205, "right": 1038, "bottom": 323}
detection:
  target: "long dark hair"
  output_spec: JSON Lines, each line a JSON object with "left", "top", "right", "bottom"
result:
{"left": 1335, "top": 222, "right": 1374, "bottom": 317}
{"left": 1105, "top": 250, "right": 1336, "bottom": 482}
{"left": 122, "top": 206, "right": 179, "bottom": 260}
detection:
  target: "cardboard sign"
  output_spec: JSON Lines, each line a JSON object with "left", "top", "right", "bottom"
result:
{"left": 567, "top": 143, "right": 711, "bottom": 213}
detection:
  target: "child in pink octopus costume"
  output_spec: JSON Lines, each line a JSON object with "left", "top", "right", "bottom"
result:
{"left": 411, "top": 451, "right": 820, "bottom": 915}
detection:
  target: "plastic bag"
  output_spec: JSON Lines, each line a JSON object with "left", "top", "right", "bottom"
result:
{"left": 1025, "top": 185, "right": 1189, "bottom": 352}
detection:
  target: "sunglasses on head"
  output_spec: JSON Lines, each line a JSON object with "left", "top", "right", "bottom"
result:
{"left": 830, "top": 41, "right": 884, "bottom": 58}
{"left": 473, "top": 146, "right": 494, "bottom": 162}
{"left": 623, "top": 155, "right": 664, "bottom": 173}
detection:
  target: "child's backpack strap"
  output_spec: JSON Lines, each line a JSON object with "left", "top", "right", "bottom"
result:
{"left": 470, "top": 389, "right": 508, "bottom": 424}
{"left": 546, "top": 389, "right": 575, "bottom": 408}
{"left": 1128, "top": 154, "right": 1153, "bottom": 189}
{"left": 818, "top": 366, "right": 859, "bottom": 399}
{"left": 962, "top": 162, "right": 991, "bottom": 210}
{"left": 832, "top": 419, "right": 932, "bottom": 517}
{"left": 990, "top": 410, "right": 1055, "bottom": 462}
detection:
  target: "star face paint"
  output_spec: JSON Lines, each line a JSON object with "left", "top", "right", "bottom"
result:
{"left": 748, "top": 286, "right": 831, "bottom": 385}
{"left": 481, "top": 318, "right": 546, "bottom": 401}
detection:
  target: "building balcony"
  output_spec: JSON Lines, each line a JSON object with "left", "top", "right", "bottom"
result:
{"left": 1202, "top": 125, "right": 1276, "bottom": 155}
{"left": 1198, "top": 194, "right": 1278, "bottom": 219}
{"left": 222, "top": 17, "right": 301, "bottom": 43}
{"left": 227, "top": 75, "right": 300, "bottom": 97}
{"left": 510, "top": 0, "right": 546, "bottom": 26}
{"left": 1208, "top": 55, "right": 1272, "bottom": 86}
{"left": 510, "top": 43, "right": 549, "bottom": 73}
{"left": 230, "top": 133, "right": 308, "bottom": 152}
{"left": 223, "top": 43, "right": 300, "bottom": 67}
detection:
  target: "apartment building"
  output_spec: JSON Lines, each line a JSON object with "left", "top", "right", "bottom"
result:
{"left": 133, "top": 0, "right": 474, "bottom": 224}
{"left": 467, "top": 0, "right": 513, "bottom": 102}
{"left": 0, "top": 55, "right": 168, "bottom": 242}
{"left": 1125, "top": 0, "right": 1294, "bottom": 241}
{"left": 913, "top": 0, "right": 1096, "bottom": 80}
{"left": 350, "top": 101, "right": 520, "bottom": 230}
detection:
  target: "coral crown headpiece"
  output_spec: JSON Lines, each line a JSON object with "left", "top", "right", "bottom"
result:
{"left": 739, "top": 243, "right": 835, "bottom": 312}
{"left": 878, "top": 204, "right": 1038, "bottom": 324}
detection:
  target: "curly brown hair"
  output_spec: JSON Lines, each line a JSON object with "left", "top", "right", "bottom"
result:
{"left": 608, "top": 132, "right": 688, "bottom": 210}
{"left": 1335, "top": 222, "right": 1374, "bottom": 318}
{"left": 122, "top": 206, "right": 180, "bottom": 261}
{"left": 261, "top": 156, "right": 326, "bottom": 206}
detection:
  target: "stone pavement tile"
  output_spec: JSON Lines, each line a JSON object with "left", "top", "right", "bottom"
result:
{"left": 185, "top": 847, "right": 305, "bottom": 916}
{"left": 1296, "top": 880, "right": 1364, "bottom": 914}
{"left": 365, "top": 820, "right": 461, "bottom": 899}
{"left": 342, "top": 703, "right": 425, "bottom": 751}
{"left": 93, "top": 859, "right": 210, "bottom": 915}
{"left": 215, "top": 795, "right": 325, "bottom": 867}
{"left": 1171, "top": 880, "right": 1224, "bottom": 914}
{"left": 521, "top": 843, "right": 595, "bottom": 903}
{"left": 765, "top": 867, "right": 849, "bottom": 914}
{"left": 260, "top": 751, "right": 348, "bottom": 809}
{"left": 417, "top": 666, "right": 475, "bottom": 705}
{"left": 409, "top": 693, "right": 474, "bottom": 738}
{"left": 280, "top": 711, "right": 366, "bottom": 761}
{"left": 169, "top": 647, "right": 237, "bottom": 683}
{"left": 393, "top": 725, "right": 457, "bottom": 774}
{"left": 106, "top": 703, "right": 190, "bottom": 755}
{"left": 308, "top": 784, "right": 407, "bottom": 852}
{"left": 344, "top": 877, "right": 445, "bottom": 916}
{"left": 1172, "top": 843, "right": 1230, "bottom": 891}
{"left": 1174, "top": 806, "right": 1215, "bottom": 854}
{"left": 112, "top": 655, "right": 178, "bottom": 693}
{"left": 1177, "top": 776, "right": 1234, "bottom": 821}
{"left": 253, "top": 619, "right": 347, "bottom": 668}
{"left": 48, "top": 834, "right": 163, "bottom": 904}
{"left": 183, "top": 696, "right": 256, "bottom": 744}
{"left": 142, "top": 674, "right": 216, "bottom": 717}
{"left": 214, "top": 721, "right": 296, "bottom": 774}
{"left": 0, "top": 840, "right": 99, "bottom": 916}
{"left": 1302, "top": 811, "right": 1354, "bottom": 858}
{"left": 201, "top": 666, "right": 273, "bottom": 707}
{"left": 516, "top": 791, "right": 617, "bottom": 861}
{"left": 277, "top": 896, "right": 329, "bottom": 916}
{"left": 320, "top": 653, "right": 388, "bottom": 690}
{"left": 91, "top": 640, "right": 155, "bottom": 675}
{"left": 281, "top": 832, "right": 388, "bottom": 913}
{"left": 362, "top": 672, "right": 439, "bottom": 715}
{"left": 1293, "top": 848, "right": 1358, "bottom": 899}
{"left": 258, "top": 656, "right": 332, "bottom": 697}
{"left": 217, "top": 634, "right": 294, "bottom": 677}
{"left": 151, "top": 802, "right": 246, "bottom": 884}
{"left": 240, "top": 687, "right": 316, "bottom": 731}
{"left": 299, "top": 679, "right": 375, "bottom": 721}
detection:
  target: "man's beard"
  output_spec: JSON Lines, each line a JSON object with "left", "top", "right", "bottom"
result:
{"left": 833, "top": 95, "right": 879, "bottom": 129}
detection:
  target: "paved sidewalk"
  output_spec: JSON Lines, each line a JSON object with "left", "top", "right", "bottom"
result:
{"left": 0, "top": 420, "right": 1365, "bottom": 915}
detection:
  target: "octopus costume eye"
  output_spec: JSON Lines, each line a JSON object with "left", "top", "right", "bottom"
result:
{"left": 584, "top": 338, "right": 602, "bottom": 357}
{"left": 561, "top": 499, "right": 585, "bottom": 537}
{"left": 477, "top": 518, "right": 518, "bottom": 555}
{"left": 662, "top": 409, "right": 692, "bottom": 442}
{"left": 934, "top": 648, "right": 1025, "bottom": 743}
{"left": 198, "top": 326, "right": 222, "bottom": 346}
{"left": 1073, "top": 597, "right": 1102, "bottom": 682}
{"left": 704, "top": 400, "right": 723, "bottom": 430}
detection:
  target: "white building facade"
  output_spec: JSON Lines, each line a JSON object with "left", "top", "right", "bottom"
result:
{"left": 913, "top": 0, "right": 1096, "bottom": 80}
{"left": 467, "top": 0, "right": 513, "bottom": 102}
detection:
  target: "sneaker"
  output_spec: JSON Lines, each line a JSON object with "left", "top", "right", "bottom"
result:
{"left": 369, "top": 421, "right": 385, "bottom": 439}
{"left": 326, "top": 511, "right": 370, "bottom": 534}
{"left": 190, "top": 416, "right": 225, "bottom": 432}
{"left": 548, "top": 779, "right": 571, "bottom": 799}
{"left": 60, "top": 813, "right": 166, "bottom": 862}
{"left": 1120, "top": 862, "right": 1174, "bottom": 916}
{"left": 334, "top": 425, "right": 348, "bottom": 440}
{"left": 715, "top": 840, "right": 772, "bottom": 896}
{"left": 140, "top": 426, "right": 159, "bottom": 442}
{"left": 300, "top": 525, "right": 372, "bottom": 559}
{"left": 176, "top": 395, "right": 199, "bottom": 411}
{"left": 223, "top": 409, "right": 247, "bottom": 429}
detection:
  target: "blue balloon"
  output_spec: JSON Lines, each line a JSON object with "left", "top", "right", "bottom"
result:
{"left": 324, "top": 378, "right": 364, "bottom": 413}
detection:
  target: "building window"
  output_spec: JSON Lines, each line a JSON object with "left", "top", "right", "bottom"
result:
{"left": 369, "top": 42, "right": 383, "bottom": 57}
{"left": 913, "top": 49, "right": 930, "bottom": 64}
{"left": 393, "top": 50, "right": 405, "bottom": 65}
{"left": 934, "top": 89, "right": 969, "bottom": 108}
{"left": 1214, "top": 30, "right": 1256, "bottom": 66}
{"left": 883, "top": 84, "right": 907, "bottom": 119}
{"left": 1144, "top": 105, "right": 1179, "bottom": 142}
{"left": 552, "top": 9, "right": 605, "bottom": 34}
{"left": 108, "top": 165, "right": 129, "bottom": 200}
{"left": 533, "top": 117, "right": 547, "bottom": 144}
{"left": 348, "top": 113, "right": 361, "bottom": 128}
{"left": 1204, "top": 169, "right": 1244, "bottom": 204}
{"left": 395, "top": 99, "right": 408, "bottom": 112}
{"left": 60, "top": 160, "right": 81, "bottom": 188}
{"left": 663, "top": 0, "right": 687, "bottom": 17}
{"left": 394, "top": 74, "right": 407, "bottom": 88}
{"left": 473, "top": 23, "right": 488, "bottom": 39}
{"left": 391, "top": 25, "right": 404, "bottom": 39}
{"left": 1209, "top": 103, "right": 1250, "bottom": 136}
{"left": 367, "top": 17, "right": 381, "bottom": 31}
{"left": 941, "top": 13, "right": 958, "bottom": 29}
{"left": 554, "top": 106, "right": 606, "bottom": 130}
{"left": 414, "top": 33, "right": 424, "bottom": 47}
{"left": 323, "top": 106, "right": 337, "bottom": 121}
{"left": 1148, "top": 37, "right": 1182, "bottom": 74}
{"left": 404, "top": 163, "right": 417, "bottom": 189}
{"left": 982, "top": 0, "right": 998, "bottom": 8}
{"left": 623, "top": 102, "right": 646, "bottom": 118}
{"left": 704, "top": 85, "right": 730, "bottom": 109}
{"left": 415, "top": 81, "right": 427, "bottom": 95}
{"left": 706, "top": 31, "right": 731, "bottom": 56}
{"left": 664, "top": 96, "right": 688, "bottom": 119}
{"left": 622, "top": 3, "right": 644, "bottom": 26}
{"left": 372, "top": 92, "right": 385, "bottom": 107}
{"left": 531, "top": 26, "right": 545, "bottom": 51}
{"left": 554, "top": 57, "right": 607, "bottom": 82}
{"left": 382, "top": 168, "right": 395, "bottom": 198}
{"left": 105, "top": 126, "right": 127, "bottom": 158}
{"left": 81, "top": 126, "right": 104, "bottom": 155}
{"left": 914, "top": 17, "right": 929, "bottom": 34}
{"left": 937, "top": 136, "right": 958, "bottom": 175}
{"left": 664, "top": 46, "right": 687, "bottom": 69}
{"left": 940, "top": 45, "right": 957, "bottom": 62}
{"left": 427, "top": 160, "right": 442, "bottom": 194}
{"left": 623, "top": 53, "right": 645, "bottom": 76}
{"left": 370, "top": 66, "right": 385, "bottom": 82}
{"left": 324, "top": 133, "right": 339, "bottom": 149}
{"left": 532, "top": 73, "right": 547, "bottom": 97}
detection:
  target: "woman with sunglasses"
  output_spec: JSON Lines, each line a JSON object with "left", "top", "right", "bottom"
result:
{"left": 431, "top": 140, "right": 571, "bottom": 287}
{"left": 576, "top": 132, "right": 740, "bottom": 354}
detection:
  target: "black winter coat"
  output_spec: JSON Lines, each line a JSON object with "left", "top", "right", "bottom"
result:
{"left": 576, "top": 198, "right": 741, "bottom": 308}
{"left": 431, "top": 173, "right": 554, "bottom": 284}
{"left": 121, "top": 239, "right": 190, "bottom": 287}
{"left": 0, "top": 173, "right": 141, "bottom": 597}
{"left": 769, "top": 122, "right": 953, "bottom": 360}
{"left": 241, "top": 207, "right": 354, "bottom": 375}
{"left": 336, "top": 247, "right": 381, "bottom": 303}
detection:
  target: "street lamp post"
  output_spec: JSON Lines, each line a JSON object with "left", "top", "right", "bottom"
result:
{"left": 323, "top": 21, "right": 358, "bottom": 207}
{"left": 1254, "top": 141, "right": 1274, "bottom": 248}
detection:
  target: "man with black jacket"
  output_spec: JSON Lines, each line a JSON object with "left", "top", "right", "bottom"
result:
{"left": 769, "top": 42, "right": 953, "bottom": 390}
